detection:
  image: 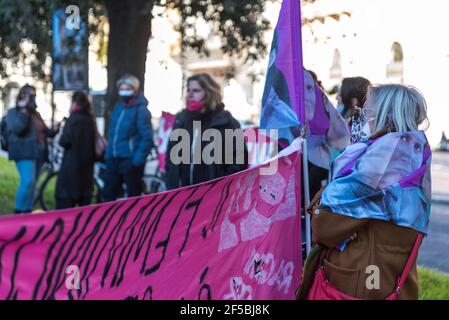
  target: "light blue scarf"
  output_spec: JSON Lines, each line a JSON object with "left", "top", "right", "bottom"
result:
{"left": 321, "top": 131, "right": 431, "bottom": 237}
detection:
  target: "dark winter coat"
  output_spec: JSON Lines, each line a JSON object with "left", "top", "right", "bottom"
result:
{"left": 105, "top": 92, "right": 154, "bottom": 167}
{"left": 55, "top": 111, "right": 96, "bottom": 200}
{"left": 298, "top": 188, "right": 420, "bottom": 300}
{"left": 165, "top": 104, "right": 248, "bottom": 190}
{"left": 4, "top": 107, "right": 53, "bottom": 162}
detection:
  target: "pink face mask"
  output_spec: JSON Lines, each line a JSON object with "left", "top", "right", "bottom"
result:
{"left": 186, "top": 100, "right": 205, "bottom": 112}
{"left": 70, "top": 103, "right": 79, "bottom": 114}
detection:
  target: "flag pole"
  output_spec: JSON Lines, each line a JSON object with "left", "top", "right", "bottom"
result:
{"left": 295, "top": 0, "right": 312, "bottom": 257}
{"left": 300, "top": 128, "right": 312, "bottom": 256}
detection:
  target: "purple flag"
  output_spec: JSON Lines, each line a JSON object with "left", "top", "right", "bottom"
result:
{"left": 260, "top": 0, "right": 305, "bottom": 131}
{"left": 309, "top": 86, "right": 330, "bottom": 136}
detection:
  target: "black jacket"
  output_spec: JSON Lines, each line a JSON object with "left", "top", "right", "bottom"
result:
{"left": 55, "top": 111, "right": 96, "bottom": 200}
{"left": 4, "top": 107, "right": 52, "bottom": 161}
{"left": 165, "top": 105, "right": 248, "bottom": 190}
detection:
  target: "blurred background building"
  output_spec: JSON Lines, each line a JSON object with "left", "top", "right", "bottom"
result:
{"left": 301, "top": 0, "right": 449, "bottom": 147}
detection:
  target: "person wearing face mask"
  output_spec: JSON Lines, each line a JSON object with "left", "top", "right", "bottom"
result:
{"left": 3, "top": 84, "right": 60, "bottom": 214}
{"left": 55, "top": 91, "right": 96, "bottom": 209}
{"left": 165, "top": 73, "right": 248, "bottom": 190}
{"left": 298, "top": 84, "right": 431, "bottom": 300}
{"left": 103, "top": 74, "right": 155, "bottom": 201}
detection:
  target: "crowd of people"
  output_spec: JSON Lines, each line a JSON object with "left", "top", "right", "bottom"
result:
{"left": 0, "top": 69, "right": 431, "bottom": 299}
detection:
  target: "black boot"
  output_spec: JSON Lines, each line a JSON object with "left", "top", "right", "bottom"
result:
{"left": 14, "top": 209, "right": 31, "bottom": 215}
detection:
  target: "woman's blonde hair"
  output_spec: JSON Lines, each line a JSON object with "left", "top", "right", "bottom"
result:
{"left": 369, "top": 84, "right": 429, "bottom": 133}
{"left": 187, "top": 73, "right": 223, "bottom": 111}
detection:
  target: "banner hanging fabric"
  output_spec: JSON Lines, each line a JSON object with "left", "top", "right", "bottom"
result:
{"left": 0, "top": 139, "right": 303, "bottom": 300}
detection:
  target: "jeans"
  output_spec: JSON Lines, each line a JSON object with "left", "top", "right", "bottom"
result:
{"left": 15, "top": 159, "right": 38, "bottom": 213}
{"left": 103, "top": 158, "right": 145, "bottom": 202}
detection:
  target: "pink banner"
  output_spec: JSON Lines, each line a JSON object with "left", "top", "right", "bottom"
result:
{"left": 0, "top": 140, "right": 302, "bottom": 300}
{"left": 244, "top": 128, "right": 278, "bottom": 168}
{"left": 156, "top": 111, "right": 176, "bottom": 173}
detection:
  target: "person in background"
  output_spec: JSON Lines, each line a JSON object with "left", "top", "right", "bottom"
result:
{"left": 165, "top": 73, "right": 248, "bottom": 190}
{"left": 296, "top": 70, "right": 351, "bottom": 263}
{"left": 55, "top": 91, "right": 96, "bottom": 209}
{"left": 103, "top": 74, "right": 154, "bottom": 201}
{"left": 308, "top": 69, "right": 325, "bottom": 91}
{"left": 3, "top": 84, "right": 59, "bottom": 214}
{"left": 299, "top": 84, "right": 431, "bottom": 300}
{"left": 336, "top": 76, "right": 371, "bottom": 123}
{"left": 304, "top": 70, "right": 351, "bottom": 199}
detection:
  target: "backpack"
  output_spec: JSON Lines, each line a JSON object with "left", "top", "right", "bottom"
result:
{"left": 0, "top": 116, "right": 8, "bottom": 151}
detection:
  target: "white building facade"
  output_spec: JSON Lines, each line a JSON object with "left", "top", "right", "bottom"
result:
{"left": 301, "top": 0, "right": 449, "bottom": 147}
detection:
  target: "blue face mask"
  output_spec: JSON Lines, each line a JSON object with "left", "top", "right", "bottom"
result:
{"left": 119, "top": 90, "right": 135, "bottom": 103}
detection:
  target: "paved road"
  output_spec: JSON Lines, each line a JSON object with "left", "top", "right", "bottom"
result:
{"left": 432, "top": 151, "right": 449, "bottom": 200}
{"left": 418, "top": 203, "right": 449, "bottom": 274}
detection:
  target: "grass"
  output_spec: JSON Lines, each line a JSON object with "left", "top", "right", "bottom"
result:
{"left": 0, "top": 157, "right": 448, "bottom": 299}
{"left": 0, "top": 157, "right": 19, "bottom": 215}
{"left": 0, "top": 157, "right": 56, "bottom": 214}
{"left": 418, "top": 268, "right": 449, "bottom": 300}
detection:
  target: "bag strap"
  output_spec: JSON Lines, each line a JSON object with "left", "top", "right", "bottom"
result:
{"left": 393, "top": 233, "right": 424, "bottom": 294}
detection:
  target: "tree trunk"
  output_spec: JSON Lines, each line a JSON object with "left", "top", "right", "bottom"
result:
{"left": 104, "top": 0, "right": 153, "bottom": 134}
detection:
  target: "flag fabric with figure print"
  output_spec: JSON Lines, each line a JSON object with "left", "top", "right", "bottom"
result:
{"left": 0, "top": 138, "right": 303, "bottom": 300}
{"left": 321, "top": 131, "right": 432, "bottom": 252}
{"left": 260, "top": 0, "right": 305, "bottom": 133}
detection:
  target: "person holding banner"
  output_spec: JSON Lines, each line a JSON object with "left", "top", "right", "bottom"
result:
{"left": 3, "top": 85, "right": 60, "bottom": 214}
{"left": 55, "top": 91, "right": 96, "bottom": 209}
{"left": 165, "top": 73, "right": 248, "bottom": 190}
{"left": 299, "top": 84, "right": 431, "bottom": 300}
{"left": 103, "top": 74, "right": 154, "bottom": 201}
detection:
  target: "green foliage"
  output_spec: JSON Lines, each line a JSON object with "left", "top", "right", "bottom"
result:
{"left": 0, "top": 0, "right": 270, "bottom": 82}
{"left": 162, "top": 0, "right": 270, "bottom": 62}
{"left": 0, "top": 0, "right": 102, "bottom": 80}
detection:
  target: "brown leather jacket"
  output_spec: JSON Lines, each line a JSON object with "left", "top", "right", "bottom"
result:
{"left": 298, "top": 189, "right": 420, "bottom": 300}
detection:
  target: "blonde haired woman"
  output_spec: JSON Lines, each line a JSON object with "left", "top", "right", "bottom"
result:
{"left": 298, "top": 84, "right": 431, "bottom": 300}
{"left": 165, "top": 73, "right": 248, "bottom": 189}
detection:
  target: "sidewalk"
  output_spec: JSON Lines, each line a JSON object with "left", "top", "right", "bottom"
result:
{"left": 431, "top": 151, "right": 449, "bottom": 205}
